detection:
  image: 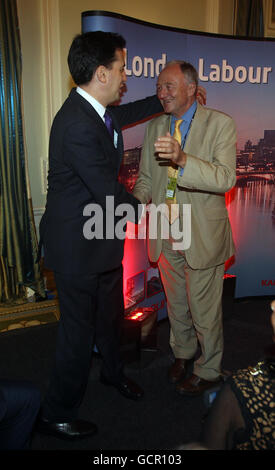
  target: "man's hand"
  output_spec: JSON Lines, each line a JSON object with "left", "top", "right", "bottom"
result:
{"left": 197, "top": 86, "right": 206, "bottom": 106}
{"left": 154, "top": 132, "right": 187, "bottom": 167}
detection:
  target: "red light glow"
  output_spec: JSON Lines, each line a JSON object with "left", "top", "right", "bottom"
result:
{"left": 129, "top": 311, "right": 144, "bottom": 320}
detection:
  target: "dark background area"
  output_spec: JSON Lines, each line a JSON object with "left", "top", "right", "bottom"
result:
{"left": 0, "top": 295, "right": 273, "bottom": 453}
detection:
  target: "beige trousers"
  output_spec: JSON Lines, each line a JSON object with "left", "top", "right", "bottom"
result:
{"left": 158, "top": 238, "right": 225, "bottom": 381}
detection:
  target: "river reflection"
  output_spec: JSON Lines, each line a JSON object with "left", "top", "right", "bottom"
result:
{"left": 226, "top": 180, "right": 275, "bottom": 297}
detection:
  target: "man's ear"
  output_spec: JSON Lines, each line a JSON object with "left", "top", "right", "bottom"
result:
{"left": 188, "top": 82, "right": 196, "bottom": 98}
{"left": 96, "top": 65, "right": 108, "bottom": 84}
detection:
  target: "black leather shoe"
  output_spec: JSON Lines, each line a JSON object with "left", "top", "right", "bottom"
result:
{"left": 168, "top": 358, "right": 190, "bottom": 384}
{"left": 100, "top": 375, "right": 144, "bottom": 400}
{"left": 36, "top": 417, "right": 98, "bottom": 440}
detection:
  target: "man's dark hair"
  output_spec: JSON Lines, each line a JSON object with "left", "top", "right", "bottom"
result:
{"left": 68, "top": 31, "right": 126, "bottom": 85}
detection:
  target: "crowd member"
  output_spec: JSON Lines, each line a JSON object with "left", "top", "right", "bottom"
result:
{"left": 133, "top": 60, "right": 236, "bottom": 396}
{"left": 38, "top": 31, "right": 206, "bottom": 440}
{"left": 37, "top": 30, "right": 165, "bottom": 440}
{"left": 201, "top": 300, "right": 275, "bottom": 449}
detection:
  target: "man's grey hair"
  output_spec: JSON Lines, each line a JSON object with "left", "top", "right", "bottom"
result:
{"left": 165, "top": 60, "right": 198, "bottom": 88}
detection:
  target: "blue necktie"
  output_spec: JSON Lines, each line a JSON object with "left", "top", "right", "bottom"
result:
{"left": 104, "top": 110, "right": 114, "bottom": 140}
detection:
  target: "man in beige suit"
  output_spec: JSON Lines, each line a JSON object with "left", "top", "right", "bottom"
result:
{"left": 133, "top": 61, "right": 236, "bottom": 396}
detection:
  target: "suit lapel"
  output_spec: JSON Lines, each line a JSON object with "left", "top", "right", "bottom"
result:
{"left": 107, "top": 108, "right": 124, "bottom": 169}
{"left": 69, "top": 89, "right": 122, "bottom": 173}
{"left": 184, "top": 103, "right": 208, "bottom": 155}
{"left": 154, "top": 115, "right": 171, "bottom": 188}
{"left": 153, "top": 108, "right": 208, "bottom": 199}
{"left": 69, "top": 88, "right": 105, "bottom": 131}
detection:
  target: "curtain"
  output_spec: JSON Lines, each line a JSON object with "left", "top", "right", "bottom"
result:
{"left": 0, "top": 0, "right": 45, "bottom": 304}
{"left": 234, "top": 0, "right": 264, "bottom": 37}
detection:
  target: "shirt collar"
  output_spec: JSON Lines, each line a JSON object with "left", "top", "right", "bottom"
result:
{"left": 172, "top": 100, "right": 197, "bottom": 124}
{"left": 76, "top": 86, "right": 106, "bottom": 121}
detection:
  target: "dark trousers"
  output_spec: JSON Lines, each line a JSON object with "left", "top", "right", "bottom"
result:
{"left": 42, "top": 265, "right": 125, "bottom": 422}
{"left": 0, "top": 379, "right": 41, "bottom": 450}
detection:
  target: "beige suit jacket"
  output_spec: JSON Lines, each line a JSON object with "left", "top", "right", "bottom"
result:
{"left": 133, "top": 103, "right": 236, "bottom": 269}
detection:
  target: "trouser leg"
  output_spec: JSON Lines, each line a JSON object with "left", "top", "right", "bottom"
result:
{"left": 95, "top": 265, "right": 125, "bottom": 382}
{"left": 42, "top": 271, "right": 98, "bottom": 422}
{"left": 159, "top": 239, "right": 224, "bottom": 380}
{"left": 0, "top": 379, "right": 40, "bottom": 450}
{"left": 186, "top": 262, "right": 224, "bottom": 380}
{"left": 158, "top": 239, "right": 198, "bottom": 360}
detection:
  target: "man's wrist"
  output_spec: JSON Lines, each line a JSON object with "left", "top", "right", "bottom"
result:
{"left": 177, "top": 151, "right": 187, "bottom": 168}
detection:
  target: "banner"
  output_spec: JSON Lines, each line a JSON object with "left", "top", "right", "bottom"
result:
{"left": 82, "top": 11, "right": 275, "bottom": 306}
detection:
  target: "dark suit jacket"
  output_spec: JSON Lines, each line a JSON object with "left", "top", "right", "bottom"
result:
{"left": 40, "top": 89, "right": 161, "bottom": 275}
{"left": 0, "top": 388, "right": 5, "bottom": 421}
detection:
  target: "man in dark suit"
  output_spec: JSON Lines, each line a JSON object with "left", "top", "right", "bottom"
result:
{"left": 37, "top": 31, "right": 163, "bottom": 440}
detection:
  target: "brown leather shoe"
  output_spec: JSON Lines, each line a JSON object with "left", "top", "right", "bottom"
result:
{"left": 176, "top": 373, "right": 222, "bottom": 396}
{"left": 168, "top": 358, "right": 189, "bottom": 384}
